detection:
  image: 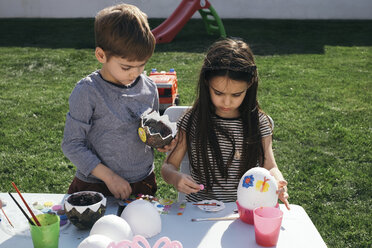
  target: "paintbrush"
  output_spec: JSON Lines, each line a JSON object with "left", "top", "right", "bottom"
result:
{"left": 193, "top": 203, "right": 220, "bottom": 206}
{"left": 191, "top": 216, "right": 239, "bottom": 222}
{"left": 8, "top": 192, "right": 35, "bottom": 226}
{"left": 0, "top": 199, "right": 14, "bottom": 228}
{"left": 11, "top": 182, "right": 41, "bottom": 226}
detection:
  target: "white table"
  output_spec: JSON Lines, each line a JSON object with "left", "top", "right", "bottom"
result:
{"left": 0, "top": 193, "right": 327, "bottom": 248}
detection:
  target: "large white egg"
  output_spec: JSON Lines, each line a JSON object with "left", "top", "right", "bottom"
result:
{"left": 90, "top": 214, "right": 133, "bottom": 242}
{"left": 78, "top": 234, "right": 113, "bottom": 248}
{"left": 121, "top": 199, "right": 161, "bottom": 238}
{"left": 237, "top": 167, "right": 278, "bottom": 209}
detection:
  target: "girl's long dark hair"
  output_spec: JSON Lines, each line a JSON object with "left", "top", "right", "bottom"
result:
{"left": 171, "top": 38, "right": 265, "bottom": 190}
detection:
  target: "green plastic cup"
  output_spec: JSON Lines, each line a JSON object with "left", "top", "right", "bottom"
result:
{"left": 29, "top": 213, "right": 60, "bottom": 248}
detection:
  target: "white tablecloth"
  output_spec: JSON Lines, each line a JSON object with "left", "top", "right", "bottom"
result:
{"left": 0, "top": 193, "right": 327, "bottom": 248}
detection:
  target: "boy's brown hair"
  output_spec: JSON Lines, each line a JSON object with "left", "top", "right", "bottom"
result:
{"left": 94, "top": 4, "right": 155, "bottom": 61}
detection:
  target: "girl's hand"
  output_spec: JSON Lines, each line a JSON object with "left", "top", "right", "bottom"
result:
{"left": 105, "top": 174, "right": 132, "bottom": 200}
{"left": 173, "top": 172, "right": 200, "bottom": 195}
{"left": 157, "top": 135, "right": 178, "bottom": 153}
{"left": 276, "top": 180, "right": 290, "bottom": 210}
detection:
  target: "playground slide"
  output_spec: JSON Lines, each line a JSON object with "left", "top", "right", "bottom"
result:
{"left": 152, "top": 0, "right": 211, "bottom": 43}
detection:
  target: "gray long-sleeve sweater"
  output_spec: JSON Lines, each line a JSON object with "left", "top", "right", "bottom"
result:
{"left": 62, "top": 71, "right": 159, "bottom": 183}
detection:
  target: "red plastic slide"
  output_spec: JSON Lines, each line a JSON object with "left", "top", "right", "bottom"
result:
{"left": 152, "top": 0, "right": 211, "bottom": 44}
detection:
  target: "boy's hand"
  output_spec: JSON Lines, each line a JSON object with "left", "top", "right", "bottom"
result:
{"left": 92, "top": 163, "right": 132, "bottom": 199}
{"left": 276, "top": 180, "right": 290, "bottom": 210}
{"left": 173, "top": 172, "right": 200, "bottom": 195}
{"left": 157, "top": 135, "right": 178, "bottom": 153}
{"left": 105, "top": 174, "right": 132, "bottom": 200}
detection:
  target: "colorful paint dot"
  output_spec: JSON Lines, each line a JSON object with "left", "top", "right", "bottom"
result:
{"left": 60, "top": 219, "right": 68, "bottom": 226}
{"left": 59, "top": 215, "right": 68, "bottom": 220}
{"left": 41, "top": 208, "right": 51, "bottom": 213}
{"left": 35, "top": 204, "right": 44, "bottom": 210}
{"left": 52, "top": 205, "right": 62, "bottom": 211}
{"left": 57, "top": 209, "right": 65, "bottom": 215}
{"left": 177, "top": 200, "right": 187, "bottom": 216}
{"left": 159, "top": 199, "right": 173, "bottom": 205}
{"left": 44, "top": 201, "right": 53, "bottom": 207}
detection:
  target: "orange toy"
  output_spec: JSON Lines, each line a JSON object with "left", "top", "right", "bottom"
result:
{"left": 149, "top": 69, "right": 179, "bottom": 113}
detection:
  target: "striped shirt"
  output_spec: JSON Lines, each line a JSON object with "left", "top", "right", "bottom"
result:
{"left": 178, "top": 111, "right": 273, "bottom": 202}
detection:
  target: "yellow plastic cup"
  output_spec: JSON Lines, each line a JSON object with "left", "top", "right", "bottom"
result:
{"left": 29, "top": 213, "right": 60, "bottom": 248}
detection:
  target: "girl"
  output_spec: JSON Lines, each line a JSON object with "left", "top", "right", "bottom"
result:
{"left": 161, "top": 38, "right": 290, "bottom": 209}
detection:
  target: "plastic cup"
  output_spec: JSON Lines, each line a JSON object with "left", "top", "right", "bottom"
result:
{"left": 253, "top": 207, "right": 283, "bottom": 247}
{"left": 236, "top": 200, "right": 279, "bottom": 225}
{"left": 29, "top": 213, "right": 60, "bottom": 248}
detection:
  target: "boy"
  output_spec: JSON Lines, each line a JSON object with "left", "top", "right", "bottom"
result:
{"left": 62, "top": 4, "right": 165, "bottom": 200}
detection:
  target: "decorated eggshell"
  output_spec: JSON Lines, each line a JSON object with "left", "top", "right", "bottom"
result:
{"left": 138, "top": 111, "right": 177, "bottom": 148}
{"left": 64, "top": 191, "right": 106, "bottom": 229}
{"left": 121, "top": 199, "right": 161, "bottom": 238}
{"left": 78, "top": 234, "right": 113, "bottom": 248}
{"left": 90, "top": 214, "right": 133, "bottom": 242}
{"left": 237, "top": 167, "right": 278, "bottom": 210}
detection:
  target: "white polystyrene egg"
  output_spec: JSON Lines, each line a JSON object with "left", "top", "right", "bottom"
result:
{"left": 121, "top": 199, "right": 161, "bottom": 238}
{"left": 78, "top": 234, "right": 113, "bottom": 248}
{"left": 237, "top": 167, "right": 278, "bottom": 209}
{"left": 90, "top": 214, "right": 133, "bottom": 242}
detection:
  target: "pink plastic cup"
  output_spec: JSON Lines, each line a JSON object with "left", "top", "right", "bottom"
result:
{"left": 253, "top": 207, "right": 283, "bottom": 247}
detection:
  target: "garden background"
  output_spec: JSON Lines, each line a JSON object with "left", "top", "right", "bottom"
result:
{"left": 0, "top": 17, "right": 371, "bottom": 247}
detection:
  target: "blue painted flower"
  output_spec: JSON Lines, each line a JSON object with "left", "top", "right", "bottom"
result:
{"left": 242, "top": 175, "right": 254, "bottom": 188}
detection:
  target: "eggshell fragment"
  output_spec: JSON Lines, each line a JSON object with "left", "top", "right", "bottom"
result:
{"left": 78, "top": 234, "right": 113, "bottom": 248}
{"left": 121, "top": 199, "right": 161, "bottom": 238}
{"left": 90, "top": 214, "right": 133, "bottom": 242}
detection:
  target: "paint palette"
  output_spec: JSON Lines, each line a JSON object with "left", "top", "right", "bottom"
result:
{"left": 195, "top": 200, "right": 225, "bottom": 212}
{"left": 0, "top": 200, "right": 69, "bottom": 237}
{"left": 31, "top": 201, "right": 69, "bottom": 228}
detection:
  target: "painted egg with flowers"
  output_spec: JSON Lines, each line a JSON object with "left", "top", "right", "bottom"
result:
{"left": 237, "top": 167, "right": 278, "bottom": 210}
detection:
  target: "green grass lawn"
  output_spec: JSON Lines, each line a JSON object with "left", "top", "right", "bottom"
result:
{"left": 0, "top": 18, "right": 371, "bottom": 247}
